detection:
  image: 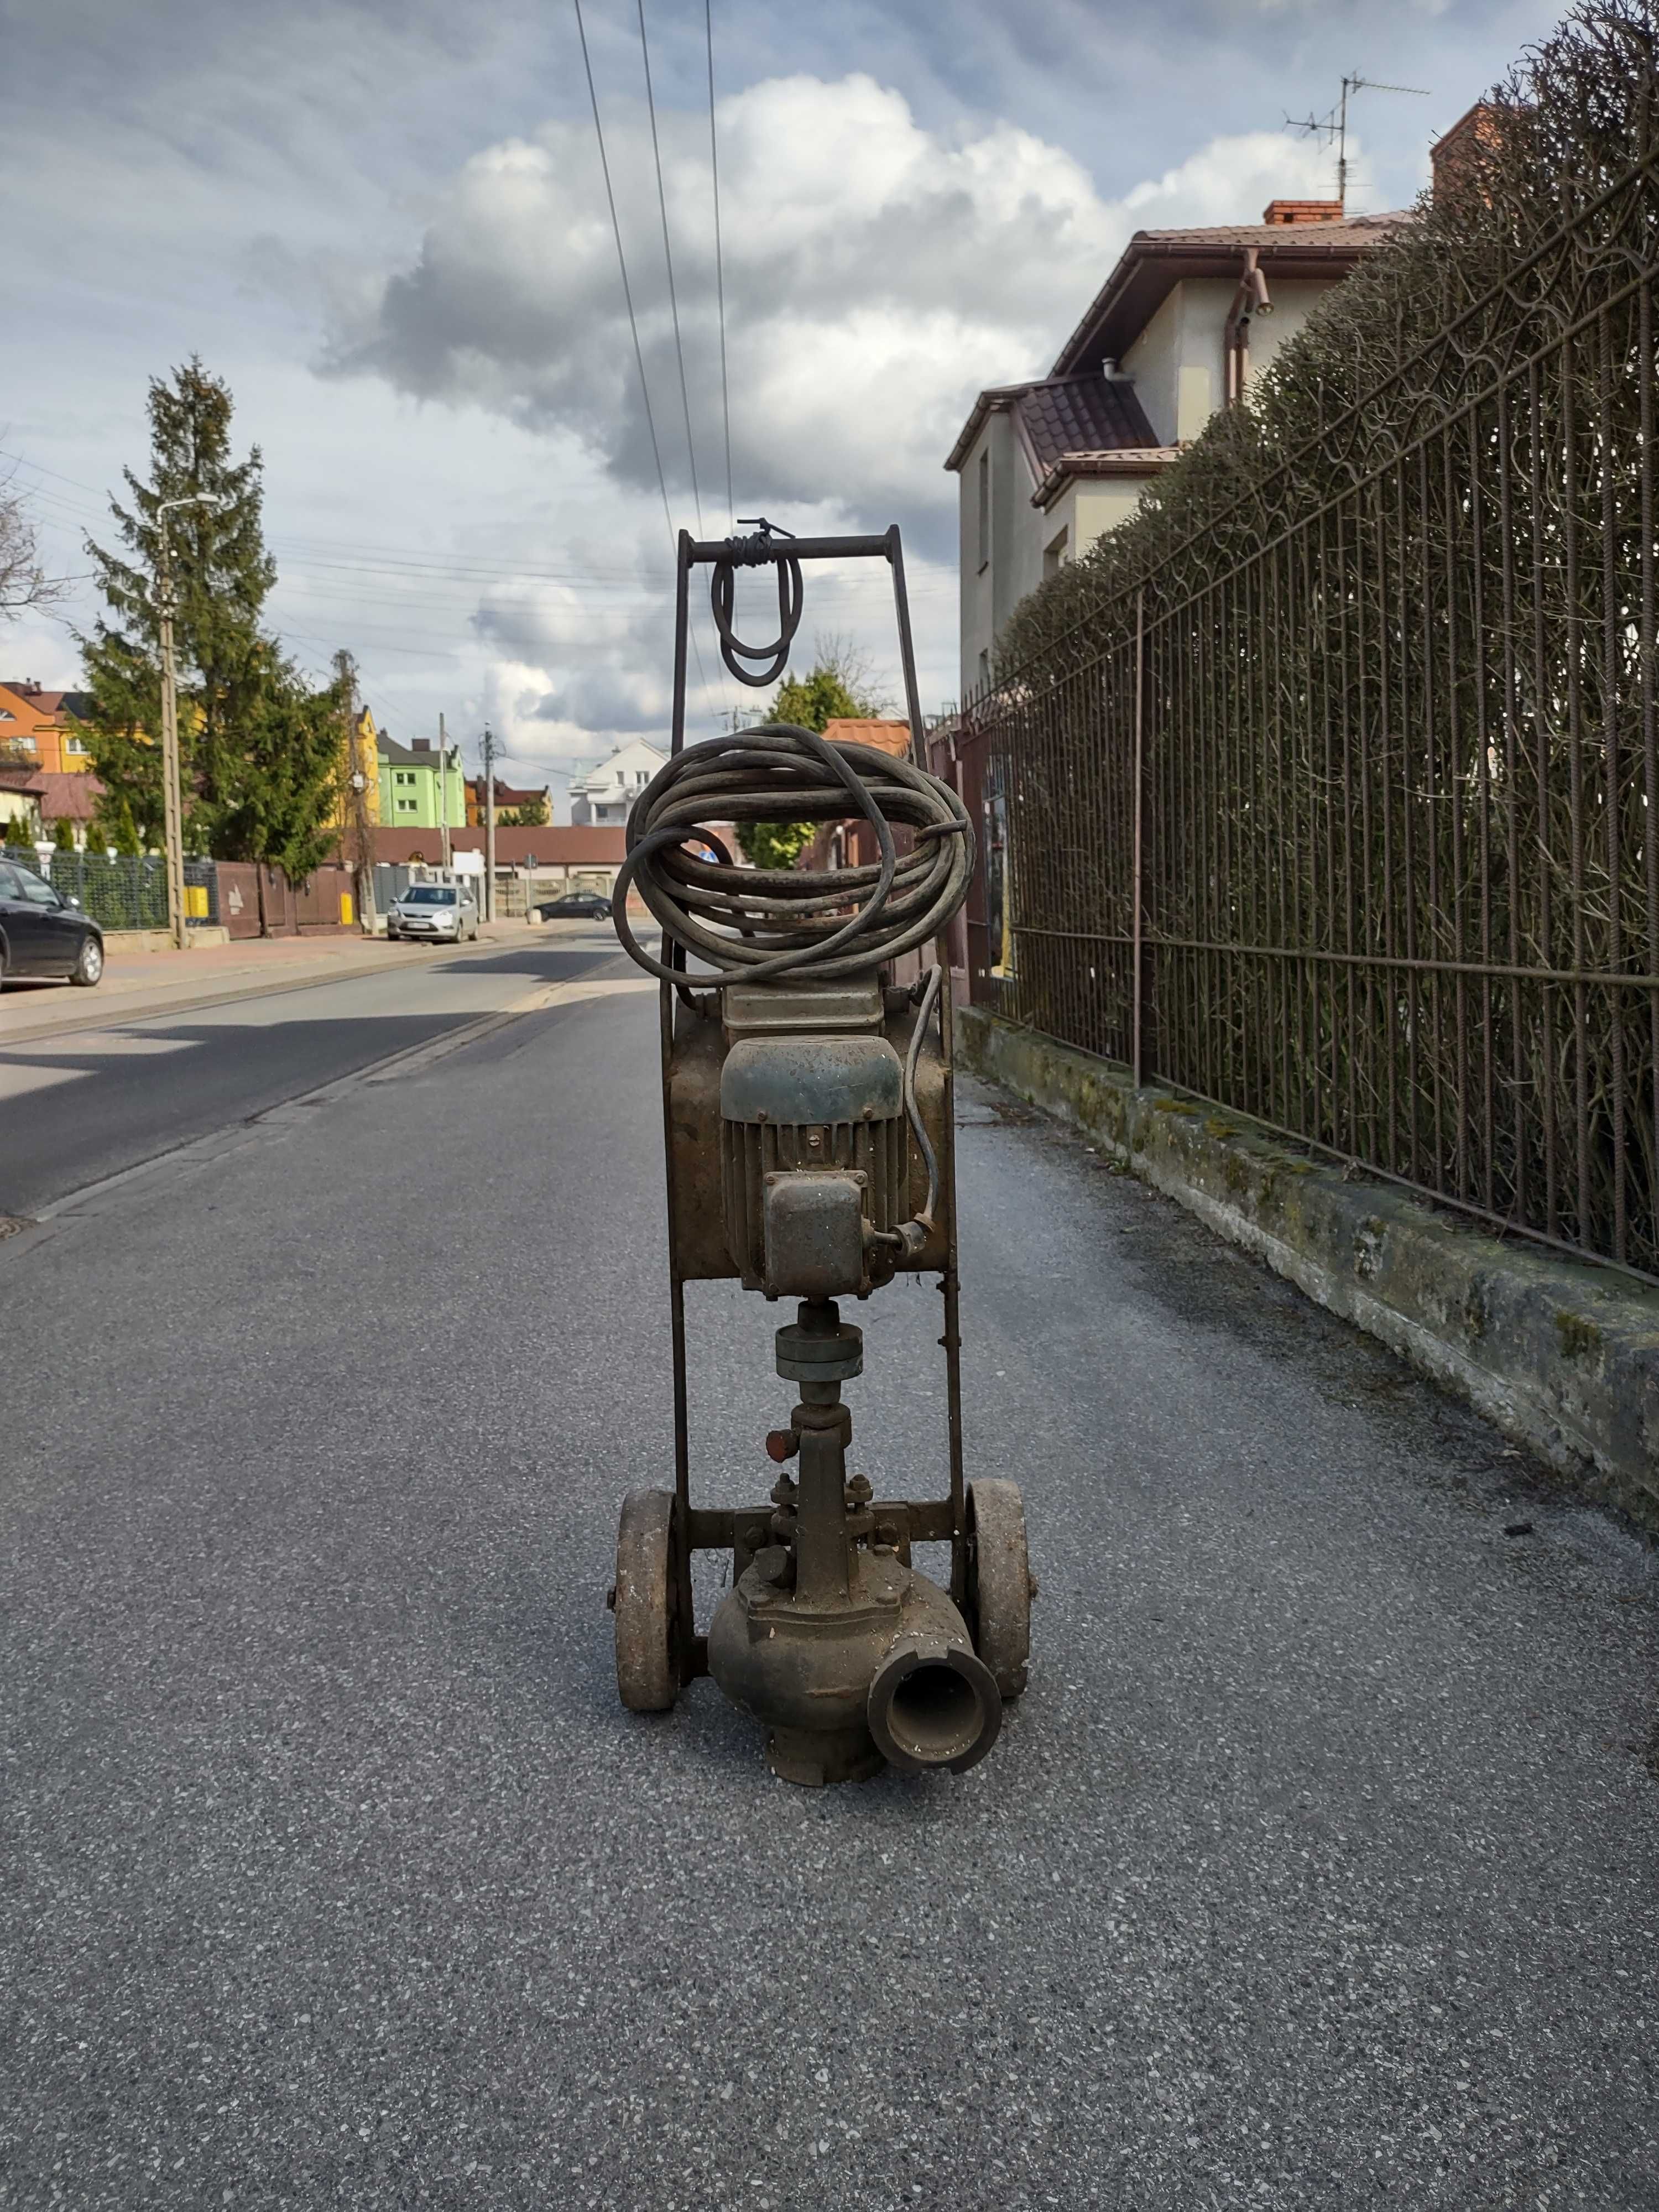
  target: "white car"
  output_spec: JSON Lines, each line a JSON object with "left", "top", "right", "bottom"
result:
{"left": 387, "top": 884, "right": 479, "bottom": 943}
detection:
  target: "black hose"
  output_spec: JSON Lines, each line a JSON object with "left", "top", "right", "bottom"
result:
{"left": 904, "top": 962, "right": 944, "bottom": 1226}
{"left": 611, "top": 723, "right": 974, "bottom": 989}
{"left": 709, "top": 553, "right": 803, "bottom": 687}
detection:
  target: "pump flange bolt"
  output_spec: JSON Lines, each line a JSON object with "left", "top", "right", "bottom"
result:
{"left": 845, "top": 1474, "right": 873, "bottom": 1507}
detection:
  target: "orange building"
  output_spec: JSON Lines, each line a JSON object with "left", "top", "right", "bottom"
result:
{"left": 0, "top": 681, "right": 98, "bottom": 775}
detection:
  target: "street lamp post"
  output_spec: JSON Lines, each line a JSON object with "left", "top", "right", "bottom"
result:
{"left": 155, "top": 493, "right": 221, "bottom": 952}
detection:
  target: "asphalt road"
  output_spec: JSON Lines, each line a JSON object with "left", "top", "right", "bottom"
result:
{"left": 1, "top": 977, "right": 1655, "bottom": 2210}
{"left": 0, "top": 936, "right": 617, "bottom": 1215}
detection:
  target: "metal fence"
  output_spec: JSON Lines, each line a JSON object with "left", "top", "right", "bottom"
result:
{"left": 2, "top": 846, "right": 218, "bottom": 932}
{"left": 959, "top": 134, "right": 1659, "bottom": 1281}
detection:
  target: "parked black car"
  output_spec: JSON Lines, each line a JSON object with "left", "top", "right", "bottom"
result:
{"left": 0, "top": 862, "right": 103, "bottom": 987}
{"left": 535, "top": 892, "right": 612, "bottom": 921}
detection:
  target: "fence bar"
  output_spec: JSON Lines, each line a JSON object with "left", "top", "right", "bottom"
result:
{"left": 964, "top": 134, "right": 1659, "bottom": 1283}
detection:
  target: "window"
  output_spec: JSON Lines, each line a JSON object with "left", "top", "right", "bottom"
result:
{"left": 1044, "top": 526, "right": 1068, "bottom": 580}
{"left": 394, "top": 770, "right": 414, "bottom": 787}
{"left": 64, "top": 730, "right": 89, "bottom": 756}
{"left": 978, "top": 649, "right": 990, "bottom": 691}
{"left": 977, "top": 448, "right": 990, "bottom": 571}
{"left": 397, "top": 797, "right": 416, "bottom": 813}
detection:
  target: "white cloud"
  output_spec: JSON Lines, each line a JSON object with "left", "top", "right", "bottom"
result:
{"left": 329, "top": 76, "right": 1346, "bottom": 547}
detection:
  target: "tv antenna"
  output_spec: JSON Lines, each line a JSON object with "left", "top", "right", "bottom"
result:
{"left": 1284, "top": 72, "right": 1430, "bottom": 211}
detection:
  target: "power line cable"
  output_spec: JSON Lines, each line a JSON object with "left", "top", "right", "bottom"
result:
{"left": 572, "top": 0, "right": 677, "bottom": 562}
{"left": 0, "top": 451, "right": 103, "bottom": 497}
{"left": 706, "top": 0, "right": 734, "bottom": 528}
{"left": 637, "top": 0, "right": 702, "bottom": 540}
{"left": 572, "top": 0, "right": 724, "bottom": 733}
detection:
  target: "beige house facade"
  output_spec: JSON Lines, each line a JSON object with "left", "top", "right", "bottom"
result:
{"left": 946, "top": 200, "right": 1408, "bottom": 701}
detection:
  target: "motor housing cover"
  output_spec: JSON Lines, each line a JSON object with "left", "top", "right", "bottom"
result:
{"left": 664, "top": 977, "right": 947, "bottom": 1285}
{"left": 720, "top": 1031, "right": 906, "bottom": 1296}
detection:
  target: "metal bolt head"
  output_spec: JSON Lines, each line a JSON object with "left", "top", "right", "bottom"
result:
{"left": 846, "top": 1474, "right": 873, "bottom": 1506}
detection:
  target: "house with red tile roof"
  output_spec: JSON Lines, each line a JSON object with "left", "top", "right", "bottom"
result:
{"left": 0, "top": 682, "right": 107, "bottom": 843}
{"left": 0, "top": 681, "right": 98, "bottom": 776}
{"left": 945, "top": 201, "right": 1410, "bottom": 700}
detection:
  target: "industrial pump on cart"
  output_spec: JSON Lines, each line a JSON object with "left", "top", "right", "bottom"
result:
{"left": 606, "top": 520, "right": 1034, "bottom": 1788}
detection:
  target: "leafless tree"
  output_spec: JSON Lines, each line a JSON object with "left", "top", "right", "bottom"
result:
{"left": 0, "top": 466, "right": 58, "bottom": 618}
{"left": 811, "top": 630, "right": 897, "bottom": 718}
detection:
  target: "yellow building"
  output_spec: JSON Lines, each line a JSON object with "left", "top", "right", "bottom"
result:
{"left": 325, "top": 703, "right": 383, "bottom": 832}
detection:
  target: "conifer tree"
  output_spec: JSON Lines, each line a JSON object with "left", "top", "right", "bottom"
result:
{"left": 211, "top": 646, "right": 349, "bottom": 883}
{"left": 77, "top": 358, "right": 343, "bottom": 878}
{"left": 80, "top": 359, "right": 274, "bottom": 847}
{"left": 737, "top": 640, "right": 888, "bottom": 870}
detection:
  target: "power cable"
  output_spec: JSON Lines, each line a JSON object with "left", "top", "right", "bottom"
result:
{"left": 637, "top": 0, "right": 703, "bottom": 540}
{"left": 571, "top": 0, "right": 724, "bottom": 735}
{"left": 572, "top": 0, "right": 677, "bottom": 562}
{"left": 709, "top": 523, "right": 802, "bottom": 686}
{"left": 706, "top": 0, "right": 734, "bottom": 528}
{"left": 612, "top": 723, "right": 973, "bottom": 988}
{"left": 0, "top": 451, "right": 103, "bottom": 498}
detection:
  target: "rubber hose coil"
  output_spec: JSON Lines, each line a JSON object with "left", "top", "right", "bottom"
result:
{"left": 611, "top": 722, "right": 975, "bottom": 988}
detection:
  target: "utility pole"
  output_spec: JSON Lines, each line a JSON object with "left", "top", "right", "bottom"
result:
{"left": 153, "top": 492, "right": 220, "bottom": 952}
{"left": 439, "top": 711, "right": 451, "bottom": 870}
{"left": 482, "top": 723, "right": 498, "bottom": 921}
{"left": 336, "top": 650, "right": 377, "bottom": 936}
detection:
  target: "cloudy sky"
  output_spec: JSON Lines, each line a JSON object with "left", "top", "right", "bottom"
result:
{"left": 5, "top": 0, "right": 1561, "bottom": 813}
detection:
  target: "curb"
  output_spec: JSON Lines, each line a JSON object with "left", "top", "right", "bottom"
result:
{"left": 957, "top": 1006, "right": 1659, "bottom": 1537}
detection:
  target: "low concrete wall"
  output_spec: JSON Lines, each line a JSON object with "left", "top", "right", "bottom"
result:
{"left": 106, "top": 927, "right": 231, "bottom": 952}
{"left": 958, "top": 1008, "right": 1659, "bottom": 1536}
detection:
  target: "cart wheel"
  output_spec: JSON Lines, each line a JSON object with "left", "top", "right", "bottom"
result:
{"left": 964, "top": 1478, "right": 1032, "bottom": 1699}
{"left": 611, "top": 1488, "right": 680, "bottom": 1712}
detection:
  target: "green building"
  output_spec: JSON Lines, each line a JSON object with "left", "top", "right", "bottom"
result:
{"left": 379, "top": 734, "right": 465, "bottom": 833}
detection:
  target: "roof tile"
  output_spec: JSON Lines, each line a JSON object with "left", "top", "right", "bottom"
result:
{"left": 822, "top": 718, "right": 914, "bottom": 758}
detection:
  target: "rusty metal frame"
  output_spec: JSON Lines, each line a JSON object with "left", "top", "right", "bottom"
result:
{"left": 656, "top": 524, "right": 966, "bottom": 1682}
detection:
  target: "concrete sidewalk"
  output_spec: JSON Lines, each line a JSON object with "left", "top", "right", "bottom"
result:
{"left": 0, "top": 917, "right": 554, "bottom": 1046}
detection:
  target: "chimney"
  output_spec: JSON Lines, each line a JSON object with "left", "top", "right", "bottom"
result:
{"left": 413, "top": 738, "right": 431, "bottom": 751}
{"left": 1431, "top": 102, "right": 1504, "bottom": 205}
{"left": 1261, "top": 200, "right": 1344, "bottom": 225}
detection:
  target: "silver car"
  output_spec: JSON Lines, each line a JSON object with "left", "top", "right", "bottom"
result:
{"left": 387, "top": 883, "right": 479, "bottom": 943}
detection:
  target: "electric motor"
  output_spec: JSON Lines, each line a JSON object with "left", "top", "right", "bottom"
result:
{"left": 712, "top": 982, "right": 906, "bottom": 1298}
